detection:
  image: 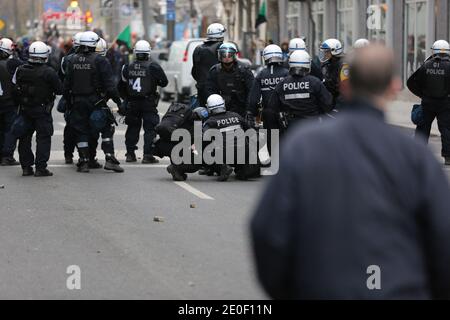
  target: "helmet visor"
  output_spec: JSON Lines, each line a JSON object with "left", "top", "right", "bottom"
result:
{"left": 219, "top": 49, "right": 236, "bottom": 63}
{"left": 319, "top": 48, "right": 331, "bottom": 63}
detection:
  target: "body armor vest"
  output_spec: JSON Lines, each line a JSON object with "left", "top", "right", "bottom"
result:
{"left": 126, "top": 60, "right": 155, "bottom": 98}
{"left": 70, "top": 53, "right": 100, "bottom": 95}
{"left": 16, "top": 64, "right": 53, "bottom": 107}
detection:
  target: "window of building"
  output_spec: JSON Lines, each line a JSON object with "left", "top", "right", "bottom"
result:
{"left": 286, "top": 1, "right": 301, "bottom": 39}
{"left": 311, "top": 0, "right": 325, "bottom": 53}
{"left": 404, "top": 0, "right": 427, "bottom": 81}
{"left": 337, "top": 0, "right": 354, "bottom": 52}
{"left": 367, "top": 0, "right": 387, "bottom": 42}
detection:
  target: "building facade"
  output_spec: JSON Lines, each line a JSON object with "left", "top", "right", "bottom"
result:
{"left": 279, "top": 0, "right": 448, "bottom": 82}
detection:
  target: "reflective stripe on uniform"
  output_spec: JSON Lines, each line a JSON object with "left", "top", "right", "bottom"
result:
{"left": 77, "top": 142, "right": 89, "bottom": 148}
{"left": 102, "top": 138, "right": 113, "bottom": 142}
{"left": 219, "top": 125, "right": 242, "bottom": 133}
{"left": 285, "top": 93, "right": 310, "bottom": 100}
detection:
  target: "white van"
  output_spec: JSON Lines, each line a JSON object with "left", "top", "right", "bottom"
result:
{"left": 160, "top": 38, "right": 204, "bottom": 102}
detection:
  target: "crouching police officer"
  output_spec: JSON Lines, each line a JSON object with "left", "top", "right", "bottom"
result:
{"left": 206, "top": 43, "right": 254, "bottom": 117}
{"left": 0, "top": 38, "right": 22, "bottom": 166}
{"left": 167, "top": 94, "right": 249, "bottom": 182}
{"left": 407, "top": 40, "right": 450, "bottom": 165}
{"left": 12, "top": 41, "right": 63, "bottom": 176}
{"left": 192, "top": 23, "right": 226, "bottom": 108}
{"left": 64, "top": 31, "right": 123, "bottom": 173}
{"left": 119, "top": 40, "right": 168, "bottom": 164}
{"left": 268, "top": 50, "right": 332, "bottom": 132}
{"left": 319, "top": 39, "right": 348, "bottom": 110}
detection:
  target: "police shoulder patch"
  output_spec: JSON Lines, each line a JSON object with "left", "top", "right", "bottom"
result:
{"left": 340, "top": 63, "right": 350, "bottom": 81}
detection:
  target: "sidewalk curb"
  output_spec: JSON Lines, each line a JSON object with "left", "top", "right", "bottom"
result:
{"left": 390, "top": 122, "right": 440, "bottom": 138}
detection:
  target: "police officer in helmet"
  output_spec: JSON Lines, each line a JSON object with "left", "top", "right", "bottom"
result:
{"left": 206, "top": 42, "right": 254, "bottom": 117}
{"left": 247, "top": 44, "right": 288, "bottom": 154}
{"left": 407, "top": 40, "right": 450, "bottom": 165}
{"left": 58, "top": 32, "right": 84, "bottom": 165}
{"left": 285, "top": 38, "right": 323, "bottom": 80}
{"left": 12, "top": 41, "right": 63, "bottom": 176}
{"left": 167, "top": 94, "right": 247, "bottom": 182}
{"left": 192, "top": 23, "right": 226, "bottom": 108}
{"left": 268, "top": 50, "right": 332, "bottom": 131}
{"left": 0, "top": 38, "right": 22, "bottom": 166}
{"left": 119, "top": 40, "right": 168, "bottom": 164}
{"left": 319, "top": 39, "right": 349, "bottom": 110}
{"left": 63, "top": 31, "right": 123, "bottom": 173}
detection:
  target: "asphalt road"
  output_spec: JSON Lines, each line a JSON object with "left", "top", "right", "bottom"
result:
{"left": 0, "top": 101, "right": 449, "bottom": 299}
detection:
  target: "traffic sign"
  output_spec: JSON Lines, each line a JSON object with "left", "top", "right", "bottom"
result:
{"left": 166, "top": 12, "right": 175, "bottom": 21}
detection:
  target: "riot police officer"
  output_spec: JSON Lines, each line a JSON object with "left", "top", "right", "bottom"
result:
{"left": 13, "top": 41, "right": 63, "bottom": 177}
{"left": 206, "top": 43, "right": 254, "bottom": 117}
{"left": 59, "top": 32, "right": 82, "bottom": 165}
{"left": 247, "top": 44, "right": 288, "bottom": 154}
{"left": 167, "top": 94, "right": 249, "bottom": 182}
{"left": 119, "top": 40, "right": 168, "bottom": 164}
{"left": 268, "top": 50, "right": 332, "bottom": 131}
{"left": 319, "top": 39, "right": 349, "bottom": 109}
{"left": 63, "top": 31, "right": 123, "bottom": 173}
{"left": 191, "top": 23, "right": 226, "bottom": 108}
{"left": 285, "top": 38, "right": 323, "bottom": 80}
{"left": 407, "top": 40, "right": 450, "bottom": 165}
{"left": 0, "top": 38, "right": 22, "bottom": 166}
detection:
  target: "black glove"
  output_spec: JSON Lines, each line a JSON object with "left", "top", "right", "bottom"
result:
{"left": 117, "top": 100, "right": 127, "bottom": 116}
{"left": 245, "top": 111, "right": 256, "bottom": 128}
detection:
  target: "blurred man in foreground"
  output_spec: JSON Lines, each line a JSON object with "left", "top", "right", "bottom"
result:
{"left": 251, "top": 45, "right": 450, "bottom": 299}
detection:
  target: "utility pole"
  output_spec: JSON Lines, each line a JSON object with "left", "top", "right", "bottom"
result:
{"left": 142, "top": 0, "right": 150, "bottom": 41}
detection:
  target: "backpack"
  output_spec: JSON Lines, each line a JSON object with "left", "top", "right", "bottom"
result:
{"left": 156, "top": 102, "right": 193, "bottom": 140}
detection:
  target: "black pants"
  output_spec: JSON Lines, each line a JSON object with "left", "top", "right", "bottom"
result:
{"left": 416, "top": 103, "right": 450, "bottom": 158}
{"left": 196, "top": 83, "right": 209, "bottom": 108}
{"left": 63, "top": 121, "right": 98, "bottom": 160}
{"left": 18, "top": 109, "right": 53, "bottom": 170}
{"left": 69, "top": 96, "right": 115, "bottom": 159}
{"left": 0, "top": 107, "right": 18, "bottom": 158}
{"left": 125, "top": 100, "right": 160, "bottom": 156}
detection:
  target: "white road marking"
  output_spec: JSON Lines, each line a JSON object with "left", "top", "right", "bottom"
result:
{"left": 47, "top": 164, "right": 168, "bottom": 168}
{"left": 173, "top": 182, "right": 215, "bottom": 200}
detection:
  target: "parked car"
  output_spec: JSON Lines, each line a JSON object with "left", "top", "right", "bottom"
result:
{"left": 159, "top": 38, "right": 204, "bottom": 102}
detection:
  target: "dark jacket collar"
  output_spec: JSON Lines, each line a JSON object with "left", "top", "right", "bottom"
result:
{"left": 342, "top": 97, "right": 385, "bottom": 120}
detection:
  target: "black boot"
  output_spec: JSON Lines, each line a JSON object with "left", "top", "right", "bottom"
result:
{"left": 34, "top": 168, "right": 53, "bottom": 177}
{"left": 1, "top": 157, "right": 20, "bottom": 166}
{"left": 167, "top": 165, "right": 187, "bottom": 181}
{"left": 77, "top": 160, "right": 90, "bottom": 173}
{"left": 445, "top": 157, "right": 450, "bottom": 166}
{"left": 105, "top": 155, "right": 124, "bottom": 173}
{"left": 89, "top": 159, "right": 103, "bottom": 169}
{"left": 22, "top": 167, "right": 34, "bottom": 177}
{"left": 64, "top": 154, "right": 74, "bottom": 164}
{"left": 77, "top": 148, "right": 90, "bottom": 173}
{"left": 142, "top": 154, "right": 159, "bottom": 164}
{"left": 126, "top": 152, "right": 137, "bottom": 163}
{"left": 217, "top": 165, "right": 233, "bottom": 182}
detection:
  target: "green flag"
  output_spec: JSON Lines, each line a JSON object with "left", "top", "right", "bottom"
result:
{"left": 255, "top": 0, "right": 267, "bottom": 29}
{"left": 117, "top": 25, "right": 132, "bottom": 48}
